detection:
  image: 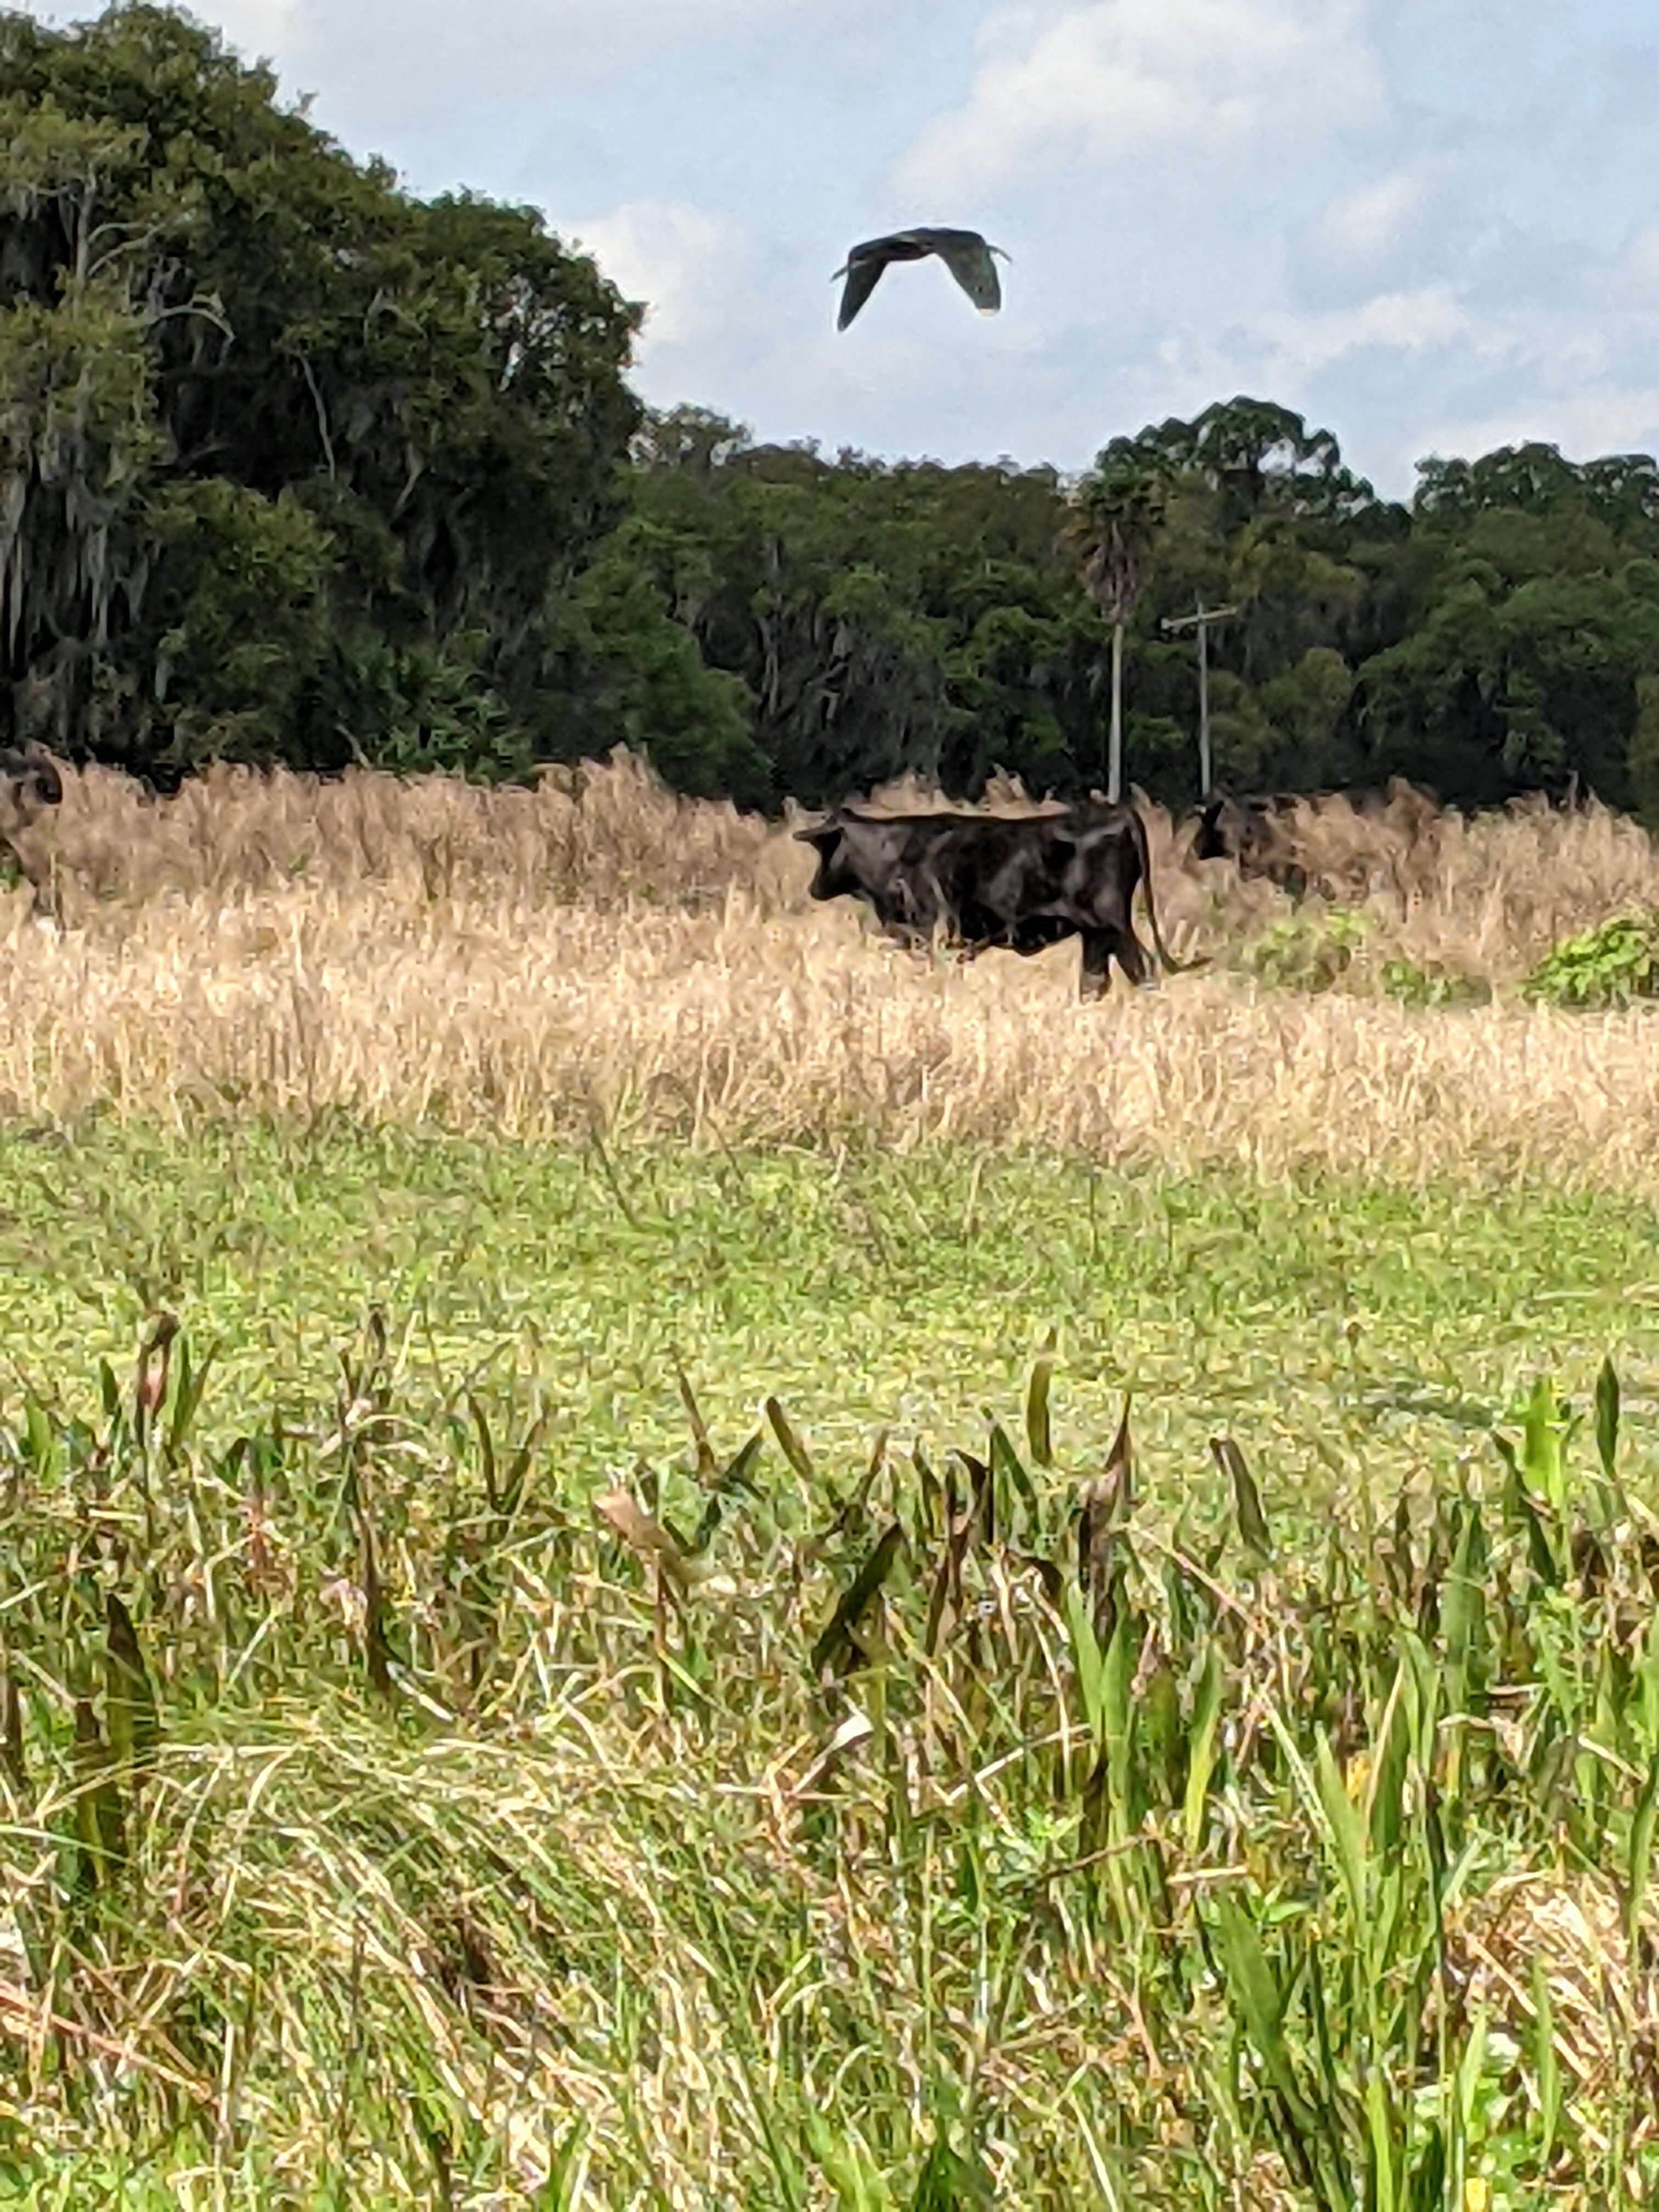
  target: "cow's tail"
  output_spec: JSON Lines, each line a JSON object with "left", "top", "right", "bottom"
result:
{"left": 1128, "top": 805, "right": 1200, "bottom": 975}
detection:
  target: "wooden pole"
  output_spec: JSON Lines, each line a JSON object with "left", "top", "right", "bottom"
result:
{"left": 1108, "top": 620, "right": 1124, "bottom": 803}
{"left": 1163, "top": 601, "right": 1239, "bottom": 798}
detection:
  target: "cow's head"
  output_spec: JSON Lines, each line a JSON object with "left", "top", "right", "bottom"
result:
{"left": 794, "top": 817, "right": 855, "bottom": 902}
{"left": 0, "top": 742, "right": 63, "bottom": 830}
{"left": 1193, "top": 794, "right": 1249, "bottom": 864}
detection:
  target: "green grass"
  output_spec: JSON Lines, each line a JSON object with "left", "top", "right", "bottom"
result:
{"left": 4, "top": 1117, "right": 1657, "bottom": 1509}
{"left": 2, "top": 1119, "right": 1659, "bottom": 2204}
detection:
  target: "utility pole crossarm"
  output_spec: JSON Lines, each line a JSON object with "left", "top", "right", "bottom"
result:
{"left": 1161, "top": 602, "right": 1241, "bottom": 637}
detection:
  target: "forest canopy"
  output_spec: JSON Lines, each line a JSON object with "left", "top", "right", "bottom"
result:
{"left": 7, "top": 4, "right": 1659, "bottom": 817}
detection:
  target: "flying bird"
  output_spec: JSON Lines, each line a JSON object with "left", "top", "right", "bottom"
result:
{"left": 833, "top": 227, "right": 1008, "bottom": 331}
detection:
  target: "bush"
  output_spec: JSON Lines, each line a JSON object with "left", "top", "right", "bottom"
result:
{"left": 1523, "top": 912, "right": 1659, "bottom": 1007}
{"left": 1240, "top": 907, "right": 1367, "bottom": 991}
{"left": 1380, "top": 956, "right": 1492, "bottom": 1009}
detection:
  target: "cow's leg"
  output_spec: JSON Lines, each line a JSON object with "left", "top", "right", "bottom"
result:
{"left": 1079, "top": 931, "right": 1113, "bottom": 1000}
{"left": 1114, "top": 929, "right": 1149, "bottom": 987}
{"left": 0, "top": 834, "right": 58, "bottom": 927}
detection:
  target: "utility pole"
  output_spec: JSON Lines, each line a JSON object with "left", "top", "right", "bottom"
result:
{"left": 1107, "top": 620, "right": 1124, "bottom": 803}
{"left": 1162, "top": 601, "right": 1239, "bottom": 798}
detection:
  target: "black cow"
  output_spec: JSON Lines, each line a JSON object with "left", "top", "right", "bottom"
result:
{"left": 1194, "top": 780, "right": 1440, "bottom": 906}
{"left": 795, "top": 801, "right": 1183, "bottom": 998}
{"left": 1192, "top": 792, "right": 1308, "bottom": 899}
{"left": 1, "top": 741, "right": 65, "bottom": 920}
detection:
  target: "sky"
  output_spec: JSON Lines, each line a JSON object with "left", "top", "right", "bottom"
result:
{"left": 21, "top": 0, "right": 1659, "bottom": 497}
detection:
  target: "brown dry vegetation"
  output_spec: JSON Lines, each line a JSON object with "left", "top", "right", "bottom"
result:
{"left": 3, "top": 749, "right": 1658, "bottom": 1188}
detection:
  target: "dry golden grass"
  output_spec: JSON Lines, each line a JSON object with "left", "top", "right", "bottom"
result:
{"left": 3, "top": 749, "right": 1658, "bottom": 1189}
{"left": 9, "top": 747, "right": 787, "bottom": 918}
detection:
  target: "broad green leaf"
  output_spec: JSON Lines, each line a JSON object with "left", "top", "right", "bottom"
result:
{"left": 1627, "top": 1751, "right": 1659, "bottom": 1953}
{"left": 1211, "top": 1435, "right": 1271, "bottom": 1561}
{"left": 1102, "top": 1602, "right": 1138, "bottom": 1822}
{"left": 1065, "top": 1585, "right": 1108, "bottom": 1751}
{"left": 72, "top": 1694, "right": 125, "bottom": 1892}
{"left": 1025, "top": 1330, "right": 1057, "bottom": 1469}
{"left": 1183, "top": 1644, "right": 1224, "bottom": 1853}
{"left": 1314, "top": 1728, "right": 1367, "bottom": 1940}
{"left": 1368, "top": 1657, "right": 1413, "bottom": 1859}
{"left": 672, "top": 1348, "right": 718, "bottom": 1480}
{"left": 1406, "top": 2123, "right": 1446, "bottom": 2211}
{"left": 1138, "top": 1658, "right": 1182, "bottom": 1805}
{"left": 1601, "top": 1345, "right": 1628, "bottom": 1522}
{"left": 1594, "top": 1355, "right": 1620, "bottom": 1485}
{"left": 765, "top": 1396, "right": 816, "bottom": 1486}
{"left": 1365, "top": 2068, "right": 1399, "bottom": 2212}
{"left": 809, "top": 1521, "right": 905, "bottom": 1681}
{"left": 166, "top": 1335, "right": 218, "bottom": 1460}
{"left": 989, "top": 1420, "right": 1039, "bottom": 1535}
{"left": 1531, "top": 1950, "right": 1560, "bottom": 2172}
{"left": 1494, "top": 1434, "right": 1559, "bottom": 1584}
{"left": 104, "top": 1594, "right": 159, "bottom": 1776}
{"left": 1639, "top": 1614, "right": 1659, "bottom": 1756}
{"left": 1209, "top": 1894, "right": 1320, "bottom": 2138}
{"left": 1454, "top": 2008, "right": 1489, "bottom": 2136}
{"left": 1441, "top": 1499, "right": 1489, "bottom": 1717}
{"left": 467, "top": 1389, "right": 498, "bottom": 1508}
{"left": 21, "top": 1396, "right": 56, "bottom": 1483}
{"left": 911, "top": 2133, "right": 994, "bottom": 2210}
{"left": 1520, "top": 1375, "right": 1567, "bottom": 1513}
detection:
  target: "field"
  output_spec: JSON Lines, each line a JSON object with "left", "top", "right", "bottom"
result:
{"left": 3, "top": 757, "right": 1659, "bottom": 2205}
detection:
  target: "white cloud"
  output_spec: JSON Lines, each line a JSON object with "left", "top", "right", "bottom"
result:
{"left": 572, "top": 199, "right": 737, "bottom": 350}
{"left": 20, "top": 0, "right": 1659, "bottom": 494}
{"left": 1262, "top": 285, "right": 1470, "bottom": 376}
{"left": 1601, "top": 222, "right": 1659, "bottom": 308}
{"left": 1317, "top": 171, "right": 1426, "bottom": 263}
{"left": 899, "top": 0, "right": 1385, "bottom": 200}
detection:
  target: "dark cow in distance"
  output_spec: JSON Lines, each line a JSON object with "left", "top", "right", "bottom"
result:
{"left": 795, "top": 800, "right": 1185, "bottom": 998}
{"left": 1, "top": 740, "right": 64, "bottom": 920}
{"left": 1193, "top": 792, "right": 1308, "bottom": 898}
{"left": 1194, "top": 780, "right": 1440, "bottom": 907}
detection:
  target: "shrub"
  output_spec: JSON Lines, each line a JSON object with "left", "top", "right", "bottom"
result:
{"left": 1240, "top": 907, "right": 1367, "bottom": 992}
{"left": 1380, "top": 956, "right": 1492, "bottom": 1009}
{"left": 1523, "top": 912, "right": 1659, "bottom": 1007}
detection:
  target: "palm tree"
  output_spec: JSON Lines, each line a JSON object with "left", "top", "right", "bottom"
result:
{"left": 1067, "top": 458, "right": 1167, "bottom": 801}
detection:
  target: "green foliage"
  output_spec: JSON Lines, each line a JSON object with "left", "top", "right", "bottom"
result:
{"left": 1, "top": 1124, "right": 1657, "bottom": 2195}
{"left": 136, "top": 479, "right": 332, "bottom": 766}
{"left": 1523, "top": 913, "right": 1659, "bottom": 1007}
{"left": 546, "top": 529, "right": 769, "bottom": 803}
{"left": 1380, "top": 956, "right": 1493, "bottom": 1009}
{"left": 1629, "top": 674, "right": 1659, "bottom": 822}
{"left": 13, "top": 10, "right": 1659, "bottom": 809}
{"left": 0, "top": 5, "right": 638, "bottom": 774}
{"left": 292, "top": 634, "right": 528, "bottom": 780}
{"left": 1240, "top": 907, "right": 1368, "bottom": 991}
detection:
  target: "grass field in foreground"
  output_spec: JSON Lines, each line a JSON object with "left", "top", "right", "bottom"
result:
{"left": 4, "top": 1120, "right": 1658, "bottom": 1497}
{"left": 3, "top": 1123, "right": 1659, "bottom": 2205}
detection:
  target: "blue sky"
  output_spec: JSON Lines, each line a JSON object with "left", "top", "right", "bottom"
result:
{"left": 24, "top": 0, "right": 1659, "bottom": 496}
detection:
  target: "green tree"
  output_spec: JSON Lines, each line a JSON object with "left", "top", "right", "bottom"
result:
{"left": 0, "top": 4, "right": 639, "bottom": 774}
{"left": 1068, "top": 452, "right": 1169, "bottom": 798}
{"left": 1628, "top": 676, "right": 1659, "bottom": 822}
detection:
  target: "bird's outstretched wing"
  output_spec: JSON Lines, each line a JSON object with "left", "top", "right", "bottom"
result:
{"left": 836, "top": 249, "right": 890, "bottom": 330}
{"left": 936, "top": 233, "right": 1002, "bottom": 315}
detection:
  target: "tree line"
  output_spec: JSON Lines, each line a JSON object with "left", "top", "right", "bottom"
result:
{"left": 7, "top": 5, "right": 1659, "bottom": 819}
